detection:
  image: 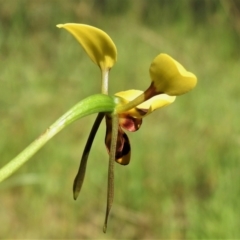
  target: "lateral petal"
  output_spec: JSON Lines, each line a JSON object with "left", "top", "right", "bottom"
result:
{"left": 115, "top": 90, "right": 175, "bottom": 118}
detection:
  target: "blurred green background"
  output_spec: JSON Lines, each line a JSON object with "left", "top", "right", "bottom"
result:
{"left": 0, "top": 0, "right": 240, "bottom": 238}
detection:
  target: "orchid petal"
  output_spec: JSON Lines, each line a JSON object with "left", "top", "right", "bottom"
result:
{"left": 137, "top": 94, "right": 176, "bottom": 116}
{"left": 115, "top": 90, "right": 143, "bottom": 101}
{"left": 119, "top": 115, "right": 142, "bottom": 132}
{"left": 57, "top": 23, "right": 117, "bottom": 71}
{"left": 115, "top": 90, "right": 175, "bottom": 118}
{"left": 149, "top": 54, "right": 197, "bottom": 96}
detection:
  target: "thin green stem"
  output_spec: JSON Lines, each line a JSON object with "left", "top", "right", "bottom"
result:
{"left": 101, "top": 69, "right": 109, "bottom": 95}
{"left": 103, "top": 114, "right": 118, "bottom": 233}
{"left": 73, "top": 112, "right": 105, "bottom": 200}
{"left": 0, "top": 94, "right": 115, "bottom": 183}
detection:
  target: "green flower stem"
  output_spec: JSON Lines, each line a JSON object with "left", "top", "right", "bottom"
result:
{"left": 103, "top": 114, "right": 118, "bottom": 233}
{"left": 0, "top": 94, "right": 115, "bottom": 183}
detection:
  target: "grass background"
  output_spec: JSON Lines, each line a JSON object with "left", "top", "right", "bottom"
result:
{"left": 0, "top": 0, "right": 240, "bottom": 238}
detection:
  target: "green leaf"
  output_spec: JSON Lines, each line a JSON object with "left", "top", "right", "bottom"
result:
{"left": 0, "top": 94, "right": 115, "bottom": 183}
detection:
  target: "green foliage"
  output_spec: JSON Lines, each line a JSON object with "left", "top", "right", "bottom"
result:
{"left": 92, "top": 0, "right": 131, "bottom": 15}
{"left": 0, "top": 0, "right": 240, "bottom": 238}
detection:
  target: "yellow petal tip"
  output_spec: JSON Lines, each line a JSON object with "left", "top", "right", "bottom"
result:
{"left": 56, "top": 24, "right": 64, "bottom": 28}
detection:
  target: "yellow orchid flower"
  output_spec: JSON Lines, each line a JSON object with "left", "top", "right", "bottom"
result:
{"left": 57, "top": 23, "right": 197, "bottom": 233}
